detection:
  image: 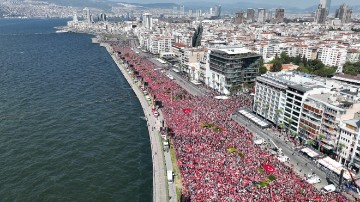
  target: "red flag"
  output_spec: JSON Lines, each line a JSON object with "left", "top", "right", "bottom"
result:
{"left": 262, "top": 164, "right": 276, "bottom": 173}
{"left": 182, "top": 108, "right": 192, "bottom": 114}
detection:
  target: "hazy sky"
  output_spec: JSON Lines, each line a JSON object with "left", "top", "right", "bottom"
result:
{"left": 120, "top": 0, "right": 359, "bottom": 8}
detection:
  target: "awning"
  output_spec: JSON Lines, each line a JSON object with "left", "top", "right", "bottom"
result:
{"left": 301, "top": 147, "right": 319, "bottom": 158}
{"left": 317, "top": 157, "right": 353, "bottom": 180}
{"left": 238, "top": 109, "right": 270, "bottom": 128}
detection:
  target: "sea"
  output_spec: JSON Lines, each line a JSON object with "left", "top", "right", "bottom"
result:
{"left": 0, "top": 18, "right": 152, "bottom": 201}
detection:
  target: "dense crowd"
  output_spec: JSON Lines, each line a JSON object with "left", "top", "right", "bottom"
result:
{"left": 110, "top": 41, "right": 346, "bottom": 201}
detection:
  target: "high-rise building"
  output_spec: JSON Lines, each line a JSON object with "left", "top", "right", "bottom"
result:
{"left": 83, "top": 7, "right": 91, "bottom": 24}
{"left": 234, "top": 10, "right": 245, "bottom": 24}
{"left": 143, "top": 13, "right": 153, "bottom": 29}
{"left": 214, "top": 4, "right": 221, "bottom": 18}
{"left": 188, "top": 10, "right": 193, "bottom": 17}
{"left": 315, "top": 4, "right": 327, "bottom": 24}
{"left": 247, "top": 8, "right": 255, "bottom": 23}
{"left": 257, "top": 8, "right": 266, "bottom": 24}
{"left": 274, "top": 8, "right": 285, "bottom": 23}
{"left": 180, "top": 5, "right": 185, "bottom": 17}
{"left": 210, "top": 8, "right": 213, "bottom": 16}
{"left": 267, "top": 10, "right": 273, "bottom": 21}
{"left": 335, "top": 4, "right": 352, "bottom": 24}
{"left": 99, "top": 13, "right": 107, "bottom": 21}
{"left": 206, "top": 48, "right": 261, "bottom": 95}
{"left": 320, "top": 0, "right": 331, "bottom": 15}
{"left": 173, "top": 6, "right": 178, "bottom": 17}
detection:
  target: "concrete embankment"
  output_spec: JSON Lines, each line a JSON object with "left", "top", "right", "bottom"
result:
{"left": 100, "top": 43, "right": 168, "bottom": 202}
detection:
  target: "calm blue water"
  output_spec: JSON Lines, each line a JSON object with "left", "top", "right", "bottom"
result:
{"left": 0, "top": 18, "right": 152, "bottom": 201}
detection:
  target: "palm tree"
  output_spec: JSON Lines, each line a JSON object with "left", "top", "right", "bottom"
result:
{"left": 307, "top": 139, "right": 315, "bottom": 146}
{"left": 275, "top": 109, "right": 282, "bottom": 128}
{"left": 317, "top": 133, "right": 326, "bottom": 152}
{"left": 263, "top": 103, "right": 269, "bottom": 118}
{"left": 300, "top": 125, "right": 309, "bottom": 138}
{"left": 285, "top": 118, "right": 293, "bottom": 135}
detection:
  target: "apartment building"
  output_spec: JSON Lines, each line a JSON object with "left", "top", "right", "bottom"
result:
{"left": 253, "top": 74, "right": 287, "bottom": 125}
{"left": 299, "top": 92, "right": 360, "bottom": 153}
{"left": 254, "top": 71, "right": 360, "bottom": 153}
{"left": 338, "top": 119, "right": 360, "bottom": 173}
{"left": 148, "top": 36, "right": 172, "bottom": 54}
{"left": 206, "top": 47, "right": 261, "bottom": 95}
{"left": 317, "top": 46, "right": 348, "bottom": 67}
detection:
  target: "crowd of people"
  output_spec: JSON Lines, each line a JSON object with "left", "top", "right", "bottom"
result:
{"left": 110, "top": 41, "right": 346, "bottom": 201}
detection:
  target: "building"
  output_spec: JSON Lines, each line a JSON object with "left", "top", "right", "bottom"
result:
{"left": 320, "top": 0, "right": 331, "bottom": 16}
{"left": 267, "top": 10, "right": 273, "bottom": 21}
{"left": 253, "top": 73, "right": 288, "bottom": 127}
{"left": 206, "top": 47, "right": 261, "bottom": 95}
{"left": 234, "top": 11, "right": 245, "bottom": 24}
{"left": 247, "top": 8, "right": 255, "bottom": 23}
{"left": 257, "top": 8, "right": 266, "bottom": 24}
{"left": 253, "top": 71, "right": 360, "bottom": 152}
{"left": 337, "top": 119, "right": 360, "bottom": 173}
{"left": 274, "top": 8, "right": 285, "bottom": 23}
{"left": 143, "top": 13, "right": 153, "bottom": 29}
{"left": 299, "top": 91, "right": 360, "bottom": 154}
{"left": 83, "top": 7, "right": 91, "bottom": 24}
{"left": 317, "top": 46, "right": 347, "bottom": 68}
{"left": 99, "top": 13, "right": 106, "bottom": 21}
{"left": 180, "top": 5, "right": 185, "bottom": 17}
{"left": 173, "top": 6, "right": 178, "bottom": 17}
{"left": 214, "top": 4, "right": 221, "bottom": 18}
{"left": 148, "top": 36, "right": 172, "bottom": 54}
{"left": 315, "top": 5, "right": 327, "bottom": 24}
{"left": 335, "top": 4, "right": 352, "bottom": 24}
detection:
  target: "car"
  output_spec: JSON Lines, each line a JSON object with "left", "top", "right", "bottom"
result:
{"left": 277, "top": 155, "right": 289, "bottom": 162}
{"left": 321, "top": 184, "right": 336, "bottom": 193}
{"left": 143, "top": 91, "right": 148, "bottom": 95}
{"left": 145, "top": 95, "right": 151, "bottom": 101}
{"left": 306, "top": 176, "right": 321, "bottom": 184}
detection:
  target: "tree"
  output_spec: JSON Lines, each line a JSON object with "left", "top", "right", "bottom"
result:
{"left": 271, "top": 61, "right": 282, "bottom": 72}
{"left": 280, "top": 52, "right": 290, "bottom": 64}
{"left": 259, "top": 65, "right": 267, "bottom": 75}
{"left": 343, "top": 62, "right": 360, "bottom": 76}
{"left": 317, "top": 133, "right": 326, "bottom": 151}
{"left": 274, "top": 109, "right": 282, "bottom": 128}
{"left": 307, "top": 139, "right": 315, "bottom": 146}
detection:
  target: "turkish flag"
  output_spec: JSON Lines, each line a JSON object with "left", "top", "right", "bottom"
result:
{"left": 262, "top": 164, "right": 276, "bottom": 173}
{"left": 182, "top": 108, "right": 192, "bottom": 114}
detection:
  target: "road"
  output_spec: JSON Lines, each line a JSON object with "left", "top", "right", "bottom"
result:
{"left": 231, "top": 114, "right": 331, "bottom": 189}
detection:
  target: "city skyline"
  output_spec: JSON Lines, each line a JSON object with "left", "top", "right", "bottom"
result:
{"left": 115, "top": 0, "right": 359, "bottom": 8}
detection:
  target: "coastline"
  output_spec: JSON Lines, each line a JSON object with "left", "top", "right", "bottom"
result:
{"left": 100, "top": 42, "right": 169, "bottom": 202}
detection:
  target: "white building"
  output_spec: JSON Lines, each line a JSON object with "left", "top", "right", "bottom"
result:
{"left": 143, "top": 13, "right": 153, "bottom": 29}
{"left": 337, "top": 119, "right": 360, "bottom": 173}
{"left": 257, "top": 8, "right": 266, "bottom": 24}
{"left": 318, "top": 46, "right": 347, "bottom": 68}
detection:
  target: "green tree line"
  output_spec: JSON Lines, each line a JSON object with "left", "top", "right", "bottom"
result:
{"left": 343, "top": 62, "right": 360, "bottom": 76}
{"left": 265, "top": 52, "right": 337, "bottom": 77}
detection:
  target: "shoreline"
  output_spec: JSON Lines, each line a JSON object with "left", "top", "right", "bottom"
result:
{"left": 100, "top": 42, "right": 169, "bottom": 202}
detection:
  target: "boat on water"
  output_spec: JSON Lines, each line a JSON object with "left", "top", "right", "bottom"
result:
{"left": 55, "top": 30, "right": 68, "bottom": 33}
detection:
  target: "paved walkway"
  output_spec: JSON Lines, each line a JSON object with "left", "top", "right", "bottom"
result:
{"left": 102, "top": 43, "right": 170, "bottom": 202}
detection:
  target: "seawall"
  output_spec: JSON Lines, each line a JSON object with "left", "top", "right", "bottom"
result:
{"left": 100, "top": 43, "right": 167, "bottom": 202}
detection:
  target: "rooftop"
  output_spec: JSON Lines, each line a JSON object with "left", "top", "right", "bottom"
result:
{"left": 215, "top": 47, "right": 252, "bottom": 55}
{"left": 343, "top": 119, "right": 360, "bottom": 129}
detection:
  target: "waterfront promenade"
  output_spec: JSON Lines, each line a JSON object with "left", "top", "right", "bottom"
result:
{"left": 101, "top": 43, "right": 169, "bottom": 202}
